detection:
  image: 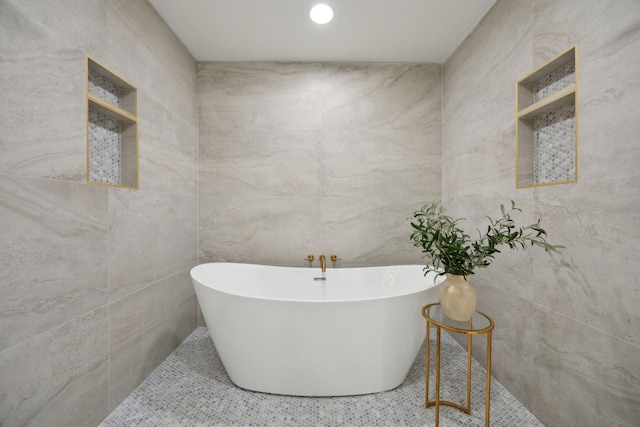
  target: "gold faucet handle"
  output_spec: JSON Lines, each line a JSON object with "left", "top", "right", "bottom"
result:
{"left": 305, "top": 254, "right": 315, "bottom": 262}
{"left": 330, "top": 254, "right": 340, "bottom": 262}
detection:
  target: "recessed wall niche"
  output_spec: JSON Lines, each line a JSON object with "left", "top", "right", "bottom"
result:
{"left": 516, "top": 46, "right": 577, "bottom": 188}
{"left": 86, "top": 56, "right": 139, "bottom": 188}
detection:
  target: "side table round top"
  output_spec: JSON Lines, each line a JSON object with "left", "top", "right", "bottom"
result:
{"left": 422, "top": 303, "right": 494, "bottom": 335}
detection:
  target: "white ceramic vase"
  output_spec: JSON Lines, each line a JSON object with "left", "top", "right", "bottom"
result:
{"left": 440, "top": 273, "right": 477, "bottom": 321}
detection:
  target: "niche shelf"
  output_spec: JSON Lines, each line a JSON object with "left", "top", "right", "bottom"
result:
{"left": 516, "top": 46, "right": 577, "bottom": 188}
{"left": 86, "top": 56, "right": 139, "bottom": 188}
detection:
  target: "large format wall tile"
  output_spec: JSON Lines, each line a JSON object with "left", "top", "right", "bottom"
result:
{"left": 472, "top": 283, "right": 537, "bottom": 410}
{"left": 138, "top": 96, "right": 198, "bottom": 195}
{"left": 109, "top": 270, "right": 197, "bottom": 410}
{"left": 320, "top": 196, "right": 428, "bottom": 267}
{"left": 531, "top": 0, "right": 640, "bottom": 66}
{"left": 443, "top": 0, "right": 532, "bottom": 148}
{"left": 572, "top": 7, "right": 640, "bottom": 182}
{"left": 198, "top": 62, "right": 323, "bottom": 131}
{"left": 0, "top": 0, "right": 106, "bottom": 182}
{"left": 1, "top": 0, "right": 106, "bottom": 53}
{"left": 105, "top": 0, "right": 198, "bottom": 196}
{"left": 199, "top": 196, "right": 322, "bottom": 266}
{"left": 199, "top": 129, "right": 322, "bottom": 198}
{"left": 0, "top": 308, "right": 108, "bottom": 427}
{"left": 322, "top": 129, "right": 440, "bottom": 198}
{"left": 0, "top": 47, "right": 87, "bottom": 181}
{"left": 198, "top": 62, "right": 442, "bottom": 268}
{"left": 109, "top": 188, "right": 198, "bottom": 301}
{"left": 0, "top": 175, "right": 108, "bottom": 351}
{"left": 533, "top": 177, "right": 640, "bottom": 346}
{"left": 533, "top": 308, "right": 640, "bottom": 427}
{"left": 442, "top": 128, "right": 524, "bottom": 197}
{"left": 440, "top": 194, "right": 539, "bottom": 302}
{"left": 322, "top": 63, "right": 441, "bottom": 131}
{"left": 104, "top": 0, "right": 197, "bottom": 108}
{"left": 442, "top": 1, "right": 533, "bottom": 200}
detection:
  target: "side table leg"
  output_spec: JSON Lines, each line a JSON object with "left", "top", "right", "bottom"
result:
{"left": 466, "top": 333, "right": 472, "bottom": 414}
{"left": 485, "top": 331, "right": 492, "bottom": 427}
{"left": 435, "top": 326, "right": 441, "bottom": 427}
{"left": 425, "top": 320, "right": 431, "bottom": 407}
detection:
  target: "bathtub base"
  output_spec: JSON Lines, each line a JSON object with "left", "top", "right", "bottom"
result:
{"left": 191, "top": 263, "right": 443, "bottom": 397}
{"left": 197, "top": 289, "right": 431, "bottom": 396}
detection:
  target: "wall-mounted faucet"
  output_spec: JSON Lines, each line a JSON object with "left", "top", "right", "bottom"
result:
{"left": 319, "top": 254, "right": 326, "bottom": 273}
{"left": 305, "top": 253, "right": 339, "bottom": 272}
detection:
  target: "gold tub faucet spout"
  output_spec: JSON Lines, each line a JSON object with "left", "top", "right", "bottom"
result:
{"left": 319, "top": 254, "right": 326, "bottom": 273}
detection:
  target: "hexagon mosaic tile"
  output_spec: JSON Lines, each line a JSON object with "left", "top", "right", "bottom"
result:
{"left": 88, "top": 109, "right": 121, "bottom": 185}
{"left": 530, "top": 61, "right": 576, "bottom": 185}
{"left": 100, "top": 328, "right": 543, "bottom": 427}
{"left": 533, "top": 103, "right": 576, "bottom": 184}
{"left": 533, "top": 62, "right": 575, "bottom": 103}
{"left": 89, "top": 70, "right": 122, "bottom": 107}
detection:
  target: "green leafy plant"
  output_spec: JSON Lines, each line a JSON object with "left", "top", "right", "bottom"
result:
{"left": 410, "top": 201, "right": 563, "bottom": 278}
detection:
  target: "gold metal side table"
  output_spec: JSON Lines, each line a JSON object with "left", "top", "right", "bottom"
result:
{"left": 422, "top": 303, "right": 495, "bottom": 427}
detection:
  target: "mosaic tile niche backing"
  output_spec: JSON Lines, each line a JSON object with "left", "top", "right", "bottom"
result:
{"left": 533, "top": 62, "right": 575, "bottom": 102}
{"left": 533, "top": 62, "right": 576, "bottom": 184}
{"left": 533, "top": 103, "right": 575, "bottom": 184}
{"left": 88, "top": 109, "right": 121, "bottom": 185}
{"left": 89, "top": 70, "right": 122, "bottom": 106}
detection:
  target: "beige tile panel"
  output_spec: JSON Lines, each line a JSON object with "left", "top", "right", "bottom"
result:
{"left": 0, "top": 47, "right": 87, "bottom": 181}
{"left": 138, "top": 96, "right": 198, "bottom": 195}
{"left": 199, "top": 195, "right": 439, "bottom": 269}
{"left": 0, "top": 307, "right": 108, "bottom": 427}
{"left": 1, "top": 0, "right": 106, "bottom": 54}
{"left": 443, "top": 0, "right": 532, "bottom": 143}
{"left": 0, "top": 0, "right": 110, "bottom": 182}
{"left": 109, "top": 270, "right": 197, "bottom": 410}
{"left": 321, "top": 63, "right": 441, "bottom": 131}
{"left": 108, "top": 188, "right": 198, "bottom": 301}
{"left": 574, "top": 11, "right": 640, "bottom": 182}
{"left": 322, "top": 129, "right": 441, "bottom": 198}
{"left": 105, "top": 0, "right": 196, "bottom": 108}
{"left": 532, "top": 0, "right": 640, "bottom": 66}
{"left": 165, "top": 270, "right": 199, "bottom": 348}
{"left": 472, "top": 282, "right": 537, "bottom": 411}
{"left": 320, "top": 196, "right": 431, "bottom": 267}
{"left": 440, "top": 194, "right": 540, "bottom": 302}
{"left": 0, "top": 175, "right": 108, "bottom": 351}
{"left": 532, "top": 307, "right": 640, "bottom": 427}
{"left": 442, "top": 128, "right": 523, "bottom": 198}
{"left": 533, "top": 177, "right": 640, "bottom": 346}
{"left": 198, "top": 62, "right": 323, "bottom": 131}
{"left": 198, "top": 129, "right": 322, "bottom": 198}
{"left": 444, "top": 0, "right": 532, "bottom": 93}
{"left": 198, "top": 195, "right": 321, "bottom": 266}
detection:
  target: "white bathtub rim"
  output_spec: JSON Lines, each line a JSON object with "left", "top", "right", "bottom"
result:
{"left": 190, "top": 262, "right": 444, "bottom": 304}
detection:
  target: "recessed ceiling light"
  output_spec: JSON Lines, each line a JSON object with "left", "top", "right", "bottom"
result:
{"left": 310, "top": 4, "right": 334, "bottom": 24}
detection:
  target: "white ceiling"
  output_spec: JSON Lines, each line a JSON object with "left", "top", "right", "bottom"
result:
{"left": 148, "top": 0, "right": 496, "bottom": 63}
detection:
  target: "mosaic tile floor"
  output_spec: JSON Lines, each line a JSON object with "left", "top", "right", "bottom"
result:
{"left": 100, "top": 328, "right": 543, "bottom": 427}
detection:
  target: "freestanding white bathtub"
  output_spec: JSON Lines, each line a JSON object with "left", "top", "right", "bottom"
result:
{"left": 190, "top": 262, "right": 444, "bottom": 396}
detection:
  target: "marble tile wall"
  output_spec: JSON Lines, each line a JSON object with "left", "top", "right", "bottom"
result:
{"left": 0, "top": 0, "right": 198, "bottom": 425}
{"left": 442, "top": 0, "right": 640, "bottom": 426}
{"left": 198, "top": 62, "right": 442, "bottom": 268}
